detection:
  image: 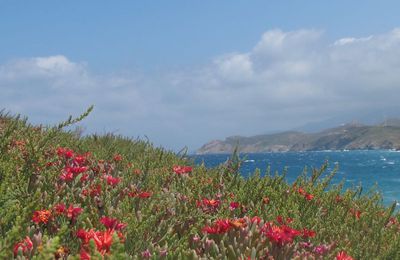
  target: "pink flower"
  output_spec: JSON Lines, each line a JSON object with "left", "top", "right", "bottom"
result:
{"left": 142, "top": 249, "right": 152, "bottom": 259}
{"left": 314, "top": 244, "right": 329, "bottom": 255}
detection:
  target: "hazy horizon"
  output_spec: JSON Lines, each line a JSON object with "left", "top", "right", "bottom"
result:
{"left": 2, "top": 1, "right": 400, "bottom": 151}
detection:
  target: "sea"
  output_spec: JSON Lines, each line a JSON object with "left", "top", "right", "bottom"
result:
{"left": 192, "top": 150, "right": 400, "bottom": 207}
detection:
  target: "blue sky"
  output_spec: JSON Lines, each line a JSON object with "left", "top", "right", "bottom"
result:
{"left": 1, "top": 1, "right": 400, "bottom": 151}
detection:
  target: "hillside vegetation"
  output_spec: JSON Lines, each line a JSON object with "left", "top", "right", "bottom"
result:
{"left": 197, "top": 122, "right": 400, "bottom": 154}
{"left": 0, "top": 109, "right": 399, "bottom": 259}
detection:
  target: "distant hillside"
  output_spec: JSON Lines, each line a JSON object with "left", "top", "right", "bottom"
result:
{"left": 197, "top": 121, "right": 400, "bottom": 154}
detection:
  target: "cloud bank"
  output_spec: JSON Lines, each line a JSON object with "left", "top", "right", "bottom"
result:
{"left": 2, "top": 29, "right": 400, "bottom": 151}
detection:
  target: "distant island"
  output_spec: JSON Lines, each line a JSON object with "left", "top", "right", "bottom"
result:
{"left": 197, "top": 119, "right": 400, "bottom": 154}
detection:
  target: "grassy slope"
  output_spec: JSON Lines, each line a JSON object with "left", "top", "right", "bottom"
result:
{"left": 0, "top": 112, "right": 400, "bottom": 259}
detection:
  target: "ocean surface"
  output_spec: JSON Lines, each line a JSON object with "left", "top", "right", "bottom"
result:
{"left": 192, "top": 150, "right": 400, "bottom": 207}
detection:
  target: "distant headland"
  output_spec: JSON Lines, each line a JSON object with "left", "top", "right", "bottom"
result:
{"left": 197, "top": 119, "right": 400, "bottom": 154}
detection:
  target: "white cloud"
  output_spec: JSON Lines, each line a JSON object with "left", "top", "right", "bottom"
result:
{"left": 333, "top": 36, "right": 373, "bottom": 46}
{"left": 2, "top": 29, "right": 400, "bottom": 151}
{"left": 214, "top": 53, "right": 253, "bottom": 82}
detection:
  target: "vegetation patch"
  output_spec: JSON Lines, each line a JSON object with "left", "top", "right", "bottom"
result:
{"left": 0, "top": 108, "right": 399, "bottom": 259}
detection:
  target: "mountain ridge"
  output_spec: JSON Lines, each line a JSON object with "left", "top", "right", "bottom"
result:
{"left": 197, "top": 121, "right": 400, "bottom": 154}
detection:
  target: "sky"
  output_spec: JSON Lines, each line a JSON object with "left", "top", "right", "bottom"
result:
{"left": 1, "top": 1, "right": 400, "bottom": 151}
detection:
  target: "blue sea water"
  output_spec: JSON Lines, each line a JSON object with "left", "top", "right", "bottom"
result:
{"left": 192, "top": 150, "right": 400, "bottom": 207}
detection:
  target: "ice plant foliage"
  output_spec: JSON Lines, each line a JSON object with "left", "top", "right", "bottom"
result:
{"left": 1, "top": 111, "right": 398, "bottom": 259}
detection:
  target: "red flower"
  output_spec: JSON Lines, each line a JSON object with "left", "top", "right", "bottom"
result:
{"left": 275, "top": 217, "right": 293, "bottom": 224}
{"left": 77, "top": 229, "right": 114, "bottom": 255}
{"left": 335, "top": 195, "right": 343, "bottom": 203}
{"left": 100, "top": 216, "right": 127, "bottom": 231}
{"left": 305, "top": 193, "right": 314, "bottom": 201}
{"left": 60, "top": 171, "right": 74, "bottom": 182}
{"left": 57, "top": 147, "right": 74, "bottom": 159}
{"left": 302, "top": 228, "right": 316, "bottom": 238}
{"left": 197, "top": 198, "right": 220, "bottom": 208}
{"left": 262, "top": 197, "right": 270, "bottom": 204}
{"left": 138, "top": 191, "right": 152, "bottom": 198}
{"left": 349, "top": 208, "right": 361, "bottom": 220}
{"left": 92, "top": 229, "right": 114, "bottom": 255}
{"left": 262, "top": 222, "right": 301, "bottom": 246}
{"left": 80, "top": 249, "right": 91, "bottom": 260}
{"left": 133, "top": 169, "right": 142, "bottom": 175}
{"left": 32, "top": 209, "right": 52, "bottom": 224}
{"left": 251, "top": 216, "right": 262, "bottom": 224}
{"left": 113, "top": 154, "right": 123, "bottom": 162}
{"left": 128, "top": 191, "right": 152, "bottom": 198}
{"left": 105, "top": 175, "right": 121, "bottom": 186}
{"left": 13, "top": 236, "right": 33, "bottom": 257}
{"left": 202, "top": 219, "right": 232, "bottom": 234}
{"left": 172, "top": 165, "right": 192, "bottom": 175}
{"left": 74, "top": 155, "right": 88, "bottom": 166}
{"left": 336, "top": 251, "right": 354, "bottom": 260}
{"left": 74, "top": 157, "right": 85, "bottom": 165}
{"left": 76, "top": 229, "right": 92, "bottom": 245}
{"left": 54, "top": 203, "right": 66, "bottom": 215}
{"left": 229, "top": 218, "right": 247, "bottom": 228}
{"left": 117, "top": 231, "right": 125, "bottom": 243}
{"left": 80, "top": 173, "right": 89, "bottom": 182}
{"left": 90, "top": 184, "right": 102, "bottom": 197}
{"left": 298, "top": 187, "right": 306, "bottom": 195}
{"left": 66, "top": 166, "right": 88, "bottom": 175}
{"left": 229, "top": 202, "right": 240, "bottom": 211}
{"left": 66, "top": 205, "right": 83, "bottom": 221}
